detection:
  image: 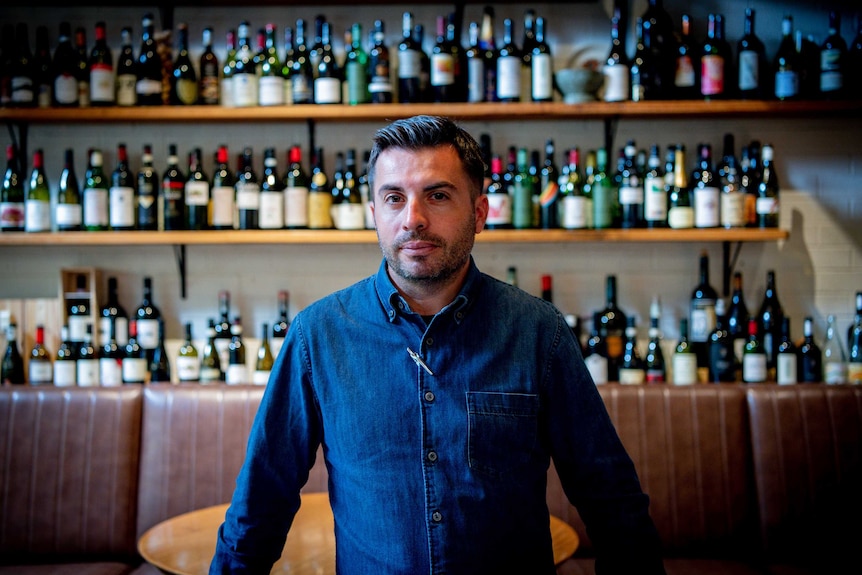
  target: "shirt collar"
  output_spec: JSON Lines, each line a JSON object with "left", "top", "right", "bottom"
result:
{"left": 374, "top": 258, "right": 478, "bottom": 325}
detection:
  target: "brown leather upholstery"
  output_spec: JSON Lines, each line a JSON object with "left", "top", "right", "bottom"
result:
{"left": 747, "top": 385, "right": 862, "bottom": 572}
{"left": 0, "top": 387, "right": 142, "bottom": 565}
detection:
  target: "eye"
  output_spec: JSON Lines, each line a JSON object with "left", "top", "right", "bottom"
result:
{"left": 430, "top": 191, "right": 449, "bottom": 201}
{"left": 383, "top": 193, "right": 404, "bottom": 204}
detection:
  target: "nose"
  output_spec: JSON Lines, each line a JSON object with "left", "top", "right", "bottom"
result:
{"left": 402, "top": 196, "right": 428, "bottom": 231}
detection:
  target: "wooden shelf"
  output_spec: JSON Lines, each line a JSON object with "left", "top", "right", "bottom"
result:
{"left": 1, "top": 100, "right": 860, "bottom": 124}
{"left": 0, "top": 228, "right": 789, "bottom": 246}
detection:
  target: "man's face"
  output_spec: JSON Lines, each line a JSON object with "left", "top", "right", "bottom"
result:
{"left": 371, "top": 145, "right": 488, "bottom": 287}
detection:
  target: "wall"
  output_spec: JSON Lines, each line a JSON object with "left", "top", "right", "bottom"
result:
{"left": 1, "top": 1, "right": 860, "bottom": 379}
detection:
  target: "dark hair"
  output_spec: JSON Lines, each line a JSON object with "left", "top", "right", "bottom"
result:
{"left": 367, "top": 115, "right": 485, "bottom": 200}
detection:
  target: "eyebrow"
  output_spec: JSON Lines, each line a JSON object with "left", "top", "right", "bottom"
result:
{"left": 377, "top": 181, "right": 456, "bottom": 193}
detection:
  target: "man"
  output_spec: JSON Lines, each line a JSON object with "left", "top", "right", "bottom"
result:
{"left": 211, "top": 115, "right": 665, "bottom": 574}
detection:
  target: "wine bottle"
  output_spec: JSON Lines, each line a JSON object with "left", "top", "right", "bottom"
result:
{"left": 99, "top": 317, "right": 123, "bottom": 387}
{"left": 673, "top": 14, "right": 699, "bottom": 99}
{"left": 74, "top": 26, "right": 90, "bottom": 107}
{"left": 592, "top": 149, "right": 617, "bottom": 229}
{"left": 672, "top": 318, "right": 698, "bottom": 385}
{"left": 708, "top": 298, "right": 736, "bottom": 383}
{"left": 602, "top": 8, "right": 629, "bottom": 102}
{"left": 584, "top": 312, "right": 609, "bottom": 385}
{"left": 312, "top": 21, "right": 340, "bottom": 105}
{"left": 618, "top": 141, "right": 643, "bottom": 229}
{"left": 519, "top": 9, "right": 537, "bottom": 102}
{"left": 199, "top": 27, "right": 220, "bottom": 105}
{"left": 485, "top": 155, "right": 512, "bottom": 229}
{"left": 774, "top": 16, "right": 799, "bottom": 101}
{"left": 511, "top": 148, "right": 533, "bottom": 230}
{"left": 640, "top": 0, "right": 675, "bottom": 99}
{"left": 290, "top": 19, "right": 313, "bottom": 105}
{"left": 135, "top": 277, "right": 161, "bottom": 364}
{"left": 99, "top": 276, "right": 129, "bottom": 349}
{"left": 445, "top": 13, "right": 467, "bottom": 103}
{"left": 28, "top": 324, "right": 52, "bottom": 385}
{"left": 776, "top": 317, "right": 798, "bottom": 385}
{"left": 233, "top": 21, "right": 258, "bottom": 107}
{"left": 823, "top": 314, "right": 847, "bottom": 384}
{"left": 67, "top": 273, "right": 90, "bottom": 354}
{"left": 718, "top": 133, "right": 744, "bottom": 229}
{"left": 799, "top": 316, "right": 823, "bottom": 383}
{"left": 54, "top": 325, "right": 77, "bottom": 387}
{"left": 600, "top": 275, "right": 628, "bottom": 381}
{"left": 727, "top": 271, "right": 749, "bottom": 374}
{"left": 236, "top": 147, "right": 260, "bottom": 230}
{"left": 1, "top": 144, "right": 25, "bottom": 232}
{"left": 619, "top": 317, "right": 645, "bottom": 385}
{"left": 692, "top": 143, "right": 720, "bottom": 229}
{"left": 258, "top": 23, "right": 284, "bottom": 106}
{"left": 149, "top": 320, "right": 171, "bottom": 383}
{"left": 333, "top": 149, "right": 364, "bottom": 230}
{"left": 272, "top": 290, "right": 290, "bottom": 361}
{"left": 757, "top": 144, "right": 780, "bottom": 229}
{"left": 109, "top": 143, "right": 135, "bottom": 231}
{"left": 162, "top": 144, "right": 186, "bottom": 231}
{"left": 213, "top": 291, "right": 234, "bottom": 372}
{"left": 736, "top": 8, "right": 768, "bottom": 99}
{"left": 211, "top": 145, "right": 236, "bottom": 230}
{"left": 531, "top": 17, "right": 553, "bottom": 102}
{"left": 477, "top": 6, "right": 497, "bottom": 102}
{"left": 630, "top": 17, "right": 648, "bottom": 102}
{"left": 758, "top": 270, "right": 784, "bottom": 381}
{"left": 430, "top": 15, "right": 456, "bottom": 103}
{"left": 742, "top": 318, "right": 767, "bottom": 384}
{"left": 345, "top": 23, "right": 369, "bottom": 105}
{"left": 185, "top": 148, "right": 210, "bottom": 231}
{"left": 254, "top": 323, "right": 274, "bottom": 386}
{"left": 25, "top": 148, "right": 51, "bottom": 233}
{"left": 820, "top": 11, "right": 847, "bottom": 99}
{"left": 221, "top": 29, "right": 237, "bottom": 107}
{"left": 643, "top": 144, "right": 667, "bottom": 228}
{"left": 32, "top": 25, "right": 52, "bottom": 108}
{"left": 77, "top": 324, "right": 99, "bottom": 387}
{"left": 122, "top": 320, "right": 147, "bottom": 385}
{"left": 170, "top": 23, "right": 198, "bottom": 106}
{"left": 255, "top": 147, "right": 283, "bottom": 230}
{"left": 135, "top": 13, "right": 163, "bottom": 106}
{"left": 538, "top": 140, "right": 559, "bottom": 229}
{"left": 668, "top": 145, "right": 693, "bottom": 229}
{"left": 9, "top": 22, "right": 35, "bottom": 108}
{"left": 560, "top": 148, "right": 588, "bottom": 230}
{"left": 114, "top": 27, "right": 134, "bottom": 104}
{"left": 397, "top": 12, "right": 422, "bottom": 103}
{"left": 368, "top": 20, "right": 393, "bottom": 104}
{"left": 309, "top": 15, "right": 326, "bottom": 71}
{"left": 89, "top": 21, "right": 114, "bottom": 106}
{"left": 645, "top": 297, "right": 666, "bottom": 383}
{"left": 308, "top": 147, "right": 333, "bottom": 229}
{"left": 465, "top": 21, "right": 484, "bottom": 103}
{"left": 283, "top": 145, "right": 309, "bottom": 229}
{"left": 83, "top": 149, "right": 108, "bottom": 231}
{"left": 176, "top": 322, "right": 200, "bottom": 383}
{"left": 52, "top": 22, "right": 79, "bottom": 106}
{"left": 690, "top": 252, "right": 718, "bottom": 378}
{"left": 700, "top": 14, "right": 728, "bottom": 100}
{"left": 226, "top": 316, "right": 248, "bottom": 385}
{"left": 200, "top": 319, "right": 223, "bottom": 384}
{"left": 136, "top": 144, "right": 158, "bottom": 231}
{"left": 847, "top": 294, "right": 862, "bottom": 384}
{"left": 496, "top": 18, "right": 521, "bottom": 102}
{"left": 581, "top": 150, "right": 596, "bottom": 229}
{"left": 1, "top": 323, "right": 24, "bottom": 384}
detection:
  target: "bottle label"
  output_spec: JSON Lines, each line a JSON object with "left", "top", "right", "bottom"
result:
{"left": 271, "top": 338, "right": 284, "bottom": 363}
{"left": 467, "top": 58, "right": 485, "bottom": 103}
{"left": 308, "top": 193, "right": 334, "bottom": 228}
{"left": 701, "top": 55, "right": 724, "bottom": 96}
{"left": 431, "top": 53, "right": 455, "bottom": 87}
{"left": 497, "top": 56, "right": 521, "bottom": 100}
{"left": 824, "top": 361, "right": 846, "bottom": 384}
{"left": 777, "top": 353, "right": 798, "bottom": 385}
{"left": 233, "top": 74, "right": 258, "bottom": 107}
{"left": 619, "top": 368, "right": 645, "bottom": 385}
{"left": 0, "top": 202, "right": 25, "bottom": 229}
{"left": 847, "top": 362, "right": 862, "bottom": 384}
{"left": 212, "top": 186, "right": 235, "bottom": 228}
{"left": 55, "top": 203, "right": 82, "bottom": 227}
{"left": 668, "top": 206, "right": 694, "bottom": 229}
{"left": 29, "top": 361, "right": 53, "bottom": 385}
{"left": 720, "top": 191, "right": 745, "bottom": 228}
{"left": 259, "top": 191, "right": 285, "bottom": 229}
{"left": 77, "top": 359, "right": 100, "bottom": 387}
{"left": 743, "top": 353, "right": 767, "bottom": 383}
{"left": 68, "top": 315, "right": 89, "bottom": 344}
{"left": 200, "top": 367, "right": 222, "bottom": 384}
{"left": 54, "top": 74, "right": 78, "bottom": 105}
{"left": 694, "top": 187, "right": 720, "bottom": 227}
{"left": 644, "top": 177, "right": 667, "bottom": 222}
{"left": 346, "top": 62, "right": 369, "bottom": 104}
{"left": 83, "top": 188, "right": 109, "bottom": 227}
{"left": 253, "top": 369, "right": 270, "bottom": 385}
{"left": 90, "top": 66, "right": 115, "bottom": 103}
{"left": 236, "top": 183, "right": 260, "bottom": 210}
{"left": 398, "top": 50, "right": 421, "bottom": 79}
{"left": 738, "top": 50, "right": 759, "bottom": 91}
{"left": 25, "top": 200, "right": 51, "bottom": 232}
{"left": 258, "top": 76, "right": 285, "bottom": 106}
{"left": 314, "top": 77, "right": 341, "bottom": 104}
{"left": 602, "top": 63, "right": 629, "bottom": 102}
{"left": 820, "top": 50, "right": 843, "bottom": 92}
{"left": 226, "top": 363, "right": 249, "bottom": 385}
{"left": 619, "top": 185, "right": 643, "bottom": 206}
{"left": 99, "top": 357, "right": 123, "bottom": 386}
{"left": 672, "top": 353, "right": 698, "bottom": 385}
{"left": 136, "top": 78, "right": 162, "bottom": 97}
{"left": 561, "top": 195, "right": 588, "bottom": 229}
{"left": 690, "top": 303, "right": 716, "bottom": 343}
{"left": 285, "top": 186, "right": 309, "bottom": 227}
{"left": 220, "top": 78, "right": 234, "bottom": 107}
{"left": 137, "top": 318, "right": 160, "bottom": 350}
{"left": 200, "top": 74, "right": 219, "bottom": 104}
{"left": 675, "top": 56, "right": 696, "bottom": 89}
{"left": 177, "top": 356, "right": 201, "bottom": 381}
{"left": 116, "top": 74, "right": 137, "bottom": 106}
{"left": 531, "top": 53, "right": 553, "bottom": 100}
{"left": 585, "top": 353, "right": 609, "bottom": 385}
{"left": 185, "top": 181, "right": 209, "bottom": 207}
{"left": 109, "top": 186, "right": 135, "bottom": 228}
{"left": 54, "top": 360, "right": 77, "bottom": 387}
{"left": 291, "top": 75, "right": 312, "bottom": 104}
{"left": 122, "top": 357, "right": 148, "bottom": 383}
{"left": 485, "top": 193, "right": 512, "bottom": 226}
{"left": 332, "top": 203, "right": 365, "bottom": 230}
{"left": 755, "top": 196, "right": 778, "bottom": 216}
{"left": 774, "top": 71, "right": 798, "bottom": 99}
{"left": 11, "top": 76, "right": 35, "bottom": 104}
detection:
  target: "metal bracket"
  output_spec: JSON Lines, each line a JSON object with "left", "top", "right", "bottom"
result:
{"left": 721, "top": 240, "right": 744, "bottom": 297}
{"left": 173, "top": 244, "right": 187, "bottom": 299}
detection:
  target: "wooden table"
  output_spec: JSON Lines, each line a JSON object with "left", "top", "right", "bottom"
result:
{"left": 138, "top": 492, "right": 579, "bottom": 574}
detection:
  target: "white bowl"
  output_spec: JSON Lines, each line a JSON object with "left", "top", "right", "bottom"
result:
{"left": 555, "top": 69, "right": 603, "bottom": 104}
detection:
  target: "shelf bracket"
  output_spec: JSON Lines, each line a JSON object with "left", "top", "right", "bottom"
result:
{"left": 721, "top": 240, "right": 743, "bottom": 297}
{"left": 603, "top": 116, "right": 619, "bottom": 157}
{"left": 307, "top": 118, "right": 316, "bottom": 161}
{"left": 173, "top": 244, "right": 187, "bottom": 299}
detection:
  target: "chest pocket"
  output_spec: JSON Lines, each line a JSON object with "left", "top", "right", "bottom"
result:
{"left": 466, "top": 391, "right": 539, "bottom": 479}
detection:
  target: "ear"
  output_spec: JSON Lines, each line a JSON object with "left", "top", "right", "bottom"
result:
{"left": 474, "top": 194, "right": 489, "bottom": 234}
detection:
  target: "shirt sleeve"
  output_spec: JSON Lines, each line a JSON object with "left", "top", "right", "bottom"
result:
{"left": 210, "top": 315, "right": 323, "bottom": 573}
{"left": 544, "top": 313, "right": 666, "bottom": 575}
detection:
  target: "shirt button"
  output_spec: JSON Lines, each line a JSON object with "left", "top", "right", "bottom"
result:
{"left": 427, "top": 451, "right": 438, "bottom": 462}
{"left": 398, "top": 302, "right": 405, "bottom": 310}
{"left": 424, "top": 391, "right": 435, "bottom": 402}
{"left": 432, "top": 511, "right": 443, "bottom": 523}
{"left": 425, "top": 337, "right": 434, "bottom": 347}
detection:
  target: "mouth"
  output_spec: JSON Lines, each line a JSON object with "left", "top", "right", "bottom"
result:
{"left": 399, "top": 240, "right": 440, "bottom": 257}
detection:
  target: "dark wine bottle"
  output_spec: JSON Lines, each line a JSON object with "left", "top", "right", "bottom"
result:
{"left": 56, "top": 148, "right": 81, "bottom": 231}
{"left": 110, "top": 143, "right": 135, "bottom": 231}
{"left": 122, "top": 320, "right": 147, "bottom": 385}
{"left": 214, "top": 290, "right": 233, "bottom": 372}
{"left": 171, "top": 23, "right": 198, "bottom": 105}
{"left": 211, "top": 145, "right": 236, "bottom": 230}
{"left": 52, "top": 22, "right": 79, "bottom": 106}
{"left": 776, "top": 317, "right": 798, "bottom": 385}
{"left": 136, "top": 144, "right": 159, "bottom": 231}
{"left": 149, "top": 319, "right": 171, "bottom": 383}
{"left": 1, "top": 323, "right": 25, "bottom": 385}
{"left": 736, "top": 8, "right": 768, "bottom": 99}
{"left": 708, "top": 298, "right": 736, "bottom": 383}
{"left": 135, "top": 276, "right": 161, "bottom": 364}
{"left": 200, "top": 319, "right": 224, "bottom": 384}
{"left": 774, "top": 16, "right": 799, "bottom": 101}
{"left": 690, "top": 252, "right": 718, "bottom": 379}
{"left": 236, "top": 147, "right": 260, "bottom": 230}
{"left": 199, "top": 27, "right": 220, "bottom": 105}
{"left": 89, "top": 21, "right": 114, "bottom": 106}
{"left": 619, "top": 317, "right": 645, "bottom": 385}
{"left": 272, "top": 290, "right": 290, "bottom": 360}
{"left": 162, "top": 144, "right": 186, "bottom": 231}
{"left": 799, "top": 316, "right": 823, "bottom": 383}
{"left": 99, "top": 276, "right": 129, "bottom": 349}
{"left": 819, "top": 11, "right": 847, "bottom": 99}
{"left": 136, "top": 13, "right": 163, "bottom": 106}
{"left": 116, "top": 27, "right": 137, "bottom": 106}
{"left": 758, "top": 270, "right": 784, "bottom": 381}
{"left": 83, "top": 149, "right": 109, "bottom": 231}
{"left": 185, "top": 148, "right": 209, "bottom": 231}
{"left": 600, "top": 275, "right": 628, "bottom": 382}
{"left": 645, "top": 297, "right": 666, "bottom": 383}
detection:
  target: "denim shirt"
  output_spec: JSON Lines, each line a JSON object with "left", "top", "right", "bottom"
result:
{"left": 211, "top": 258, "right": 664, "bottom": 575}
